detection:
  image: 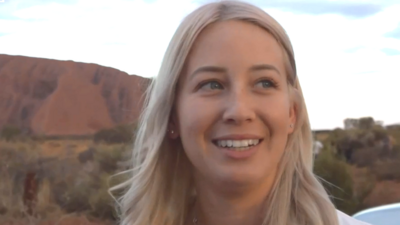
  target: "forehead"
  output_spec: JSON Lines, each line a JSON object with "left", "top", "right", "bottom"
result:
{"left": 185, "top": 20, "right": 285, "bottom": 73}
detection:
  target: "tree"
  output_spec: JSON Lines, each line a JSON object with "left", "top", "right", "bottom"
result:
{"left": 358, "top": 117, "right": 375, "bottom": 130}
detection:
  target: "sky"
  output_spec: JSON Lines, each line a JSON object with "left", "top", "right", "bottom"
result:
{"left": 0, "top": 0, "right": 399, "bottom": 130}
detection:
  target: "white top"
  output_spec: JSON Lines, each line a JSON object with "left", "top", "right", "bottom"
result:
{"left": 338, "top": 210, "right": 372, "bottom": 225}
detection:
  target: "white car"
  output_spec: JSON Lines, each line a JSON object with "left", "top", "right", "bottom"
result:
{"left": 352, "top": 202, "right": 400, "bottom": 225}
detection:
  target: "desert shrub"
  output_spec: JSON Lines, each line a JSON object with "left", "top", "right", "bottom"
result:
{"left": 327, "top": 126, "right": 395, "bottom": 166}
{"left": 94, "top": 144, "right": 129, "bottom": 173}
{"left": 372, "top": 127, "right": 388, "bottom": 141}
{"left": 388, "top": 130, "right": 400, "bottom": 147}
{"left": 372, "top": 159, "right": 400, "bottom": 181}
{"left": 0, "top": 141, "right": 127, "bottom": 222}
{"left": 0, "top": 145, "right": 50, "bottom": 220}
{"left": 57, "top": 175, "right": 95, "bottom": 213}
{"left": 93, "top": 124, "right": 136, "bottom": 144}
{"left": 0, "top": 125, "right": 21, "bottom": 141}
{"left": 325, "top": 128, "right": 346, "bottom": 146}
{"left": 314, "top": 150, "right": 358, "bottom": 214}
{"left": 53, "top": 172, "right": 118, "bottom": 220}
{"left": 336, "top": 137, "right": 364, "bottom": 162}
{"left": 78, "top": 147, "right": 96, "bottom": 163}
{"left": 0, "top": 167, "right": 24, "bottom": 218}
{"left": 32, "top": 179, "right": 62, "bottom": 219}
{"left": 88, "top": 173, "right": 117, "bottom": 220}
{"left": 51, "top": 180, "right": 69, "bottom": 207}
{"left": 350, "top": 147, "right": 380, "bottom": 167}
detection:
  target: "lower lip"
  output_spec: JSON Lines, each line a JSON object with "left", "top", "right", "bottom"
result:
{"left": 216, "top": 142, "right": 260, "bottom": 159}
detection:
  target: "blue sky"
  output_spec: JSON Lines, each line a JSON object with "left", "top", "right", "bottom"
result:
{"left": 0, "top": 0, "right": 399, "bottom": 130}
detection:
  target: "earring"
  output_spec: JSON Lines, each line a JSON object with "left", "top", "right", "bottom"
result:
{"left": 170, "top": 130, "right": 174, "bottom": 134}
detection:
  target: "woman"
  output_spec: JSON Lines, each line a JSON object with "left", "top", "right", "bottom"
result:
{"left": 113, "top": 1, "right": 370, "bottom": 225}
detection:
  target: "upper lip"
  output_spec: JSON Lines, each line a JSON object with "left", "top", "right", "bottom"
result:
{"left": 212, "top": 134, "right": 263, "bottom": 141}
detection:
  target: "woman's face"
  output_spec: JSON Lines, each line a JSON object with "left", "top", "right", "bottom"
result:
{"left": 173, "top": 20, "right": 296, "bottom": 187}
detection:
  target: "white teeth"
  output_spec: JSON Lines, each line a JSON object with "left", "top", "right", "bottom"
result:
{"left": 220, "top": 140, "right": 227, "bottom": 147}
{"left": 216, "top": 139, "right": 260, "bottom": 150}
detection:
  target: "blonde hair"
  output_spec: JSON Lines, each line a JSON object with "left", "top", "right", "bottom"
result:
{"left": 112, "top": 1, "right": 339, "bottom": 225}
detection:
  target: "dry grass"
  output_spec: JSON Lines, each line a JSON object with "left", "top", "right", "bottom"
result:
{"left": 0, "top": 138, "right": 94, "bottom": 157}
{"left": 39, "top": 139, "right": 94, "bottom": 158}
{"left": 1, "top": 130, "right": 400, "bottom": 222}
{"left": 0, "top": 139, "right": 129, "bottom": 224}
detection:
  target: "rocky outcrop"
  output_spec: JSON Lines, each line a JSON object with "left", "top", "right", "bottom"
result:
{"left": 0, "top": 54, "right": 150, "bottom": 136}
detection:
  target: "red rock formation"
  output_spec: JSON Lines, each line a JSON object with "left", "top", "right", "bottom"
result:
{"left": 0, "top": 54, "right": 150, "bottom": 136}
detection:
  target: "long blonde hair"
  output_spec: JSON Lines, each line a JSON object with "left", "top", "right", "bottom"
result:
{"left": 112, "top": 1, "right": 339, "bottom": 225}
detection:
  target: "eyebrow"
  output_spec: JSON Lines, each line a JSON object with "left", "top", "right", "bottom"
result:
{"left": 250, "top": 64, "right": 281, "bottom": 75}
{"left": 189, "top": 64, "right": 280, "bottom": 80}
{"left": 189, "top": 66, "right": 227, "bottom": 80}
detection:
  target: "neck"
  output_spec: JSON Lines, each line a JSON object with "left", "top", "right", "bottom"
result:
{"left": 190, "top": 172, "right": 276, "bottom": 225}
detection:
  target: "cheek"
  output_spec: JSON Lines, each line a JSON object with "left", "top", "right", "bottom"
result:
{"left": 277, "top": 95, "right": 291, "bottom": 121}
{"left": 263, "top": 96, "right": 291, "bottom": 148}
{"left": 263, "top": 95, "right": 291, "bottom": 126}
{"left": 177, "top": 97, "right": 216, "bottom": 145}
{"left": 176, "top": 97, "right": 218, "bottom": 168}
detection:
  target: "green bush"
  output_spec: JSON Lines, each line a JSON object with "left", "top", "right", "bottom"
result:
{"left": 93, "top": 124, "right": 136, "bottom": 144}
{"left": 52, "top": 177, "right": 92, "bottom": 214}
{"left": 94, "top": 144, "right": 129, "bottom": 173}
{"left": 314, "top": 150, "right": 358, "bottom": 214}
{"left": 89, "top": 173, "right": 117, "bottom": 220}
{"left": 0, "top": 125, "right": 21, "bottom": 141}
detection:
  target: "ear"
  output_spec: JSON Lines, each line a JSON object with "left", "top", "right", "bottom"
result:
{"left": 167, "top": 112, "right": 180, "bottom": 139}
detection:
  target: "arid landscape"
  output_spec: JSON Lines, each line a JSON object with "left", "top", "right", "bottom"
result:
{"left": 1, "top": 54, "right": 400, "bottom": 224}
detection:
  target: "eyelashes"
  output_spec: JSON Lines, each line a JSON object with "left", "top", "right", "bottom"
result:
{"left": 199, "top": 80, "right": 224, "bottom": 90}
{"left": 254, "top": 79, "right": 278, "bottom": 89}
{"left": 198, "top": 78, "right": 278, "bottom": 91}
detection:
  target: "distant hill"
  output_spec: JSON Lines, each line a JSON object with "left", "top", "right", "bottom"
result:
{"left": 0, "top": 54, "right": 150, "bottom": 136}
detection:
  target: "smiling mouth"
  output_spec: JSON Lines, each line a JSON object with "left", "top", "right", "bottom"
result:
{"left": 212, "top": 139, "right": 263, "bottom": 151}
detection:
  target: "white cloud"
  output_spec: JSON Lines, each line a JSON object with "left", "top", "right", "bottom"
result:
{"left": 0, "top": 0, "right": 399, "bottom": 129}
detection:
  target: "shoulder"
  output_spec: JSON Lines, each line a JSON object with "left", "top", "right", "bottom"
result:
{"left": 337, "top": 210, "right": 371, "bottom": 225}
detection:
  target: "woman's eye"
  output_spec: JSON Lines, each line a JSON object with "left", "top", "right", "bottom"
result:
{"left": 200, "top": 81, "right": 223, "bottom": 90}
{"left": 255, "top": 80, "right": 275, "bottom": 89}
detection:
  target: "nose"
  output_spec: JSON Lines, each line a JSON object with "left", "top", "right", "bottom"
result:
{"left": 222, "top": 87, "right": 256, "bottom": 124}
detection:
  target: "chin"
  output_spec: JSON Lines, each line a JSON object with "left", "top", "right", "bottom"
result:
{"left": 214, "top": 167, "right": 265, "bottom": 187}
